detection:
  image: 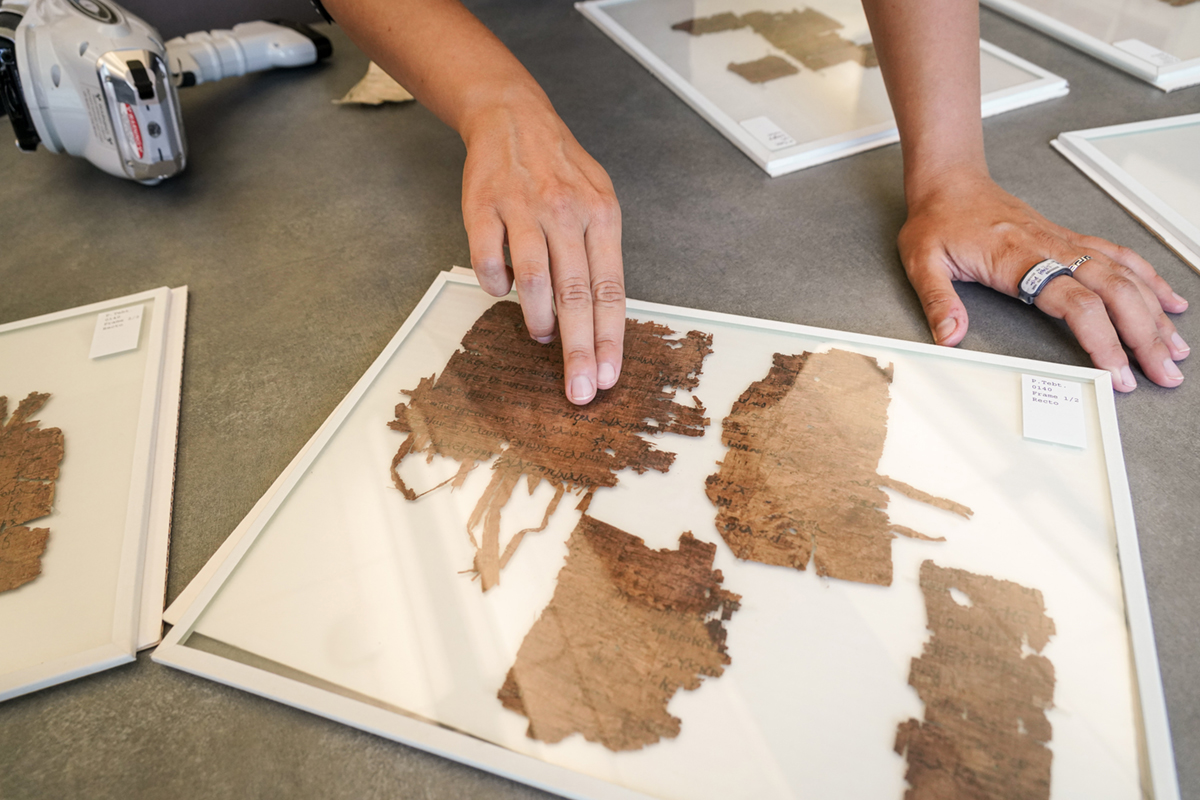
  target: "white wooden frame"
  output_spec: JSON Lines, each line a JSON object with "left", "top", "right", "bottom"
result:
{"left": 0, "top": 286, "right": 187, "bottom": 700}
{"left": 156, "top": 272, "right": 1177, "bottom": 800}
{"left": 139, "top": 287, "right": 188, "bottom": 649}
{"left": 1053, "top": 113, "right": 1200, "bottom": 275}
{"left": 981, "top": 0, "right": 1200, "bottom": 91}
{"left": 576, "top": 0, "right": 1068, "bottom": 176}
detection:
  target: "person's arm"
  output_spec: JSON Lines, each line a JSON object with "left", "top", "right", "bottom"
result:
{"left": 859, "top": 0, "right": 1188, "bottom": 391}
{"left": 322, "top": 0, "right": 625, "bottom": 405}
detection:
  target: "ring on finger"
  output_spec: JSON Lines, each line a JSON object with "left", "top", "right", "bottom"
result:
{"left": 1068, "top": 255, "right": 1092, "bottom": 271}
{"left": 1018, "top": 258, "right": 1075, "bottom": 304}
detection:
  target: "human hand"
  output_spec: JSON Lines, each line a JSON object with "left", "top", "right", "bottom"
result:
{"left": 460, "top": 93, "right": 625, "bottom": 406}
{"left": 898, "top": 170, "right": 1189, "bottom": 391}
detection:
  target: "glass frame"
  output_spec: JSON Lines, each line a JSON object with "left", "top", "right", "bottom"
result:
{"left": 156, "top": 272, "right": 1177, "bottom": 800}
{"left": 1052, "top": 113, "right": 1200, "bottom": 275}
{"left": 982, "top": 0, "right": 1200, "bottom": 91}
{"left": 0, "top": 286, "right": 186, "bottom": 701}
{"left": 576, "top": 0, "right": 1068, "bottom": 176}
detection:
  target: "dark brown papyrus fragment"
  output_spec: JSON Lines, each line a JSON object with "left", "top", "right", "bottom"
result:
{"left": 728, "top": 55, "right": 800, "bottom": 83}
{"left": 896, "top": 561, "right": 1056, "bottom": 800}
{"left": 671, "top": 11, "right": 746, "bottom": 34}
{"left": 390, "top": 301, "right": 711, "bottom": 591}
{"left": 705, "top": 349, "right": 972, "bottom": 586}
{"left": 498, "top": 515, "right": 740, "bottom": 751}
{"left": 673, "top": 8, "right": 878, "bottom": 82}
{"left": 0, "top": 393, "right": 64, "bottom": 593}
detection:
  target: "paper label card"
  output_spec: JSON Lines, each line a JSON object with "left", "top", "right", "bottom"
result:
{"left": 1021, "top": 374, "right": 1086, "bottom": 448}
{"left": 89, "top": 305, "right": 144, "bottom": 359}
{"left": 1113, "top": 39, "right": 1181, "bottom": 69}
{"left": 739, "top": 116, "right": 798, "bottom": 151}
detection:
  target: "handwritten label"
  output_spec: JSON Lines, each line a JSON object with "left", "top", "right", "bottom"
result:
{"left": 740, "top": 116, "right": 798, "bottom": 151}
{"left": 89, "top": 305, "right": 144, "bottom": 359}
{"left": 1021, "top": 374, "right": 1086, "bottom": 448}
{"left": 1113, "top": 39, "right": 1181, "bottom": 68}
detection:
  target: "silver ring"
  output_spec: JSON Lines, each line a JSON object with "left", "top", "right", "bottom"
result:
{"left": 1018, "top": 258, "right": 1074, "bottom": 304}
{"left": 1068, "top": 255, "right": 1092, "bottom": 272}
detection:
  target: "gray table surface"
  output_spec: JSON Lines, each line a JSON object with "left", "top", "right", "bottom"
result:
{"left": 1, "top": 3, "right": 1197, "bottom": 798}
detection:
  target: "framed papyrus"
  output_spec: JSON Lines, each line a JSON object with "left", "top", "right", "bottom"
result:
{"left": 575, "top": 0, "right": 1068, "bottom": 176}
{"left": 156, "top": 272, "right": 1176, "bottom": 800}
{"left": 982, "top": 0, "right": 1200, "bottom": 91}
{"left": 0, "top": 286, "right": 186, "bottom": 701}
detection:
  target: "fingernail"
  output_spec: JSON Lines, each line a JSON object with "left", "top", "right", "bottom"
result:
{"left": 1119, "top": 366, "right": 1137, "bottom": 390}
{"left": 934, "top": 318, "right": 957, "bottom": 344}
{"left": 1171, "top": 332, "right": 1190, "bottom": 355}
{"left": 1172, "top": 292, "right": 1188, "bottom": 306}
{"left": 1163, "top": 358, "right": 1184, "bottom": 381}
{"left": 570, "top": 375, "right": 595, "bottom": 404}
{"left": 535, "top": 335, "right": 554, "bottom": 345}
{"left": 597, "top": 362, "right": 617, "bottom": 389}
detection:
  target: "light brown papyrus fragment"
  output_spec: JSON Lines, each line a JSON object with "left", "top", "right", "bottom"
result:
{"left": 0, "top": 393, "right": 64, "bottom": 593}
{"left": 728, "top": 54, "right": 800, "bottom": 83}
{"left": 334, "top": 61, "right": 415, "bottom": 105}
{"left": 498, "top": 515, "right": 740, "bottom": 751}
{"left": 390, "top": 301, "right": 712, "bottom": 591}
{"left": 896, "top": 561, "right": 1056, "bottom": 800}
{"left": 673, "top": 8, "right": 878, "bottom": 82}
{"left": 705, "top": 349, "right": 972, "bottom": 586}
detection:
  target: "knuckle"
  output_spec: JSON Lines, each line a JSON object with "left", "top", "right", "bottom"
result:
{"left": 591, "top": 277, "right": 626, "bottom": 306}
{"left": 555, "top": 276, "right": 593, "bottom": 310}
{"left": 1065, "top": 286, "right": 1106, "bottom": 317}
{"left": 471, "top": 255, "right": 506, "bottom": 273}
{"left": 920, "top": 291, "right": 958, "bottom": 316}
{"left": 1109, "top": 243, "right": 1139, "bottom": 265}
{"left": 589, "top": 193, "right": 621, "bottom": 227}
{"left": 462, "top": 191, "right": 499, "bottom": 219}
{"left": 1099, "top": 269, "right": 1141, "bottom": 300}
{"left": 594, "top": 333, "right": 623, "bottom": 354}
{"left": 563, "top": 344, "right": 593, "bottom": 367}
{"left": 543, "top": 188, "right": 578, "bottom": 225}
{"left": 513, "top": 268, "right": 550, "bottom": 296}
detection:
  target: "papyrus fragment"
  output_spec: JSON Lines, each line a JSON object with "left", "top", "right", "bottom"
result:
{"left": 0, "top": 393, "right": 64, "bottom": 593}
{"left": 729, "top": 54, "right": 800, "bottom": 83}
{"left": 673, "top": 8, "right": 878, "bottom": 82}
{"left": 334, "top": 61, "right": 415, "bottom": 105}
{"left": 705, "top": 349, "right": 972, "bottom": 586}
{"left": 390, "top": 301, "right": 711, "bottom": 591}
{"left": 896, "top": 561, "right": 1056, "bottom": 800}
{"left": 498, "top": 515, "right": 740, "bottom": 751}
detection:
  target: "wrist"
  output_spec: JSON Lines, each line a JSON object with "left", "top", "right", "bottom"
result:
{"left": 456, "top": 80, "right": 557, "bottom": 148}
{"left": 904, "top": 158, "right": 991, "bottom": 212}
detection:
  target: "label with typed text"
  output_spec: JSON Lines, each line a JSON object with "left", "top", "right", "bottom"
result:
{"left": 89, "top": 305, "right": 144, "bottom": 359}
{"left": 740, "top": 116, "right": 798, "bottom": 151}
{"left": 1021, "top": 374, "right": 1086, "bottom": 448}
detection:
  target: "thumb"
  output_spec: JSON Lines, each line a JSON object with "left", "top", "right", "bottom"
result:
{"left": 904, "top": 252, "right": 969, "bottom": 347}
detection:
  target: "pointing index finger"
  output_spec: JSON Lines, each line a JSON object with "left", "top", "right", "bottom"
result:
{"left": 546, "top": 223, "right": 599, "bottom": 405}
